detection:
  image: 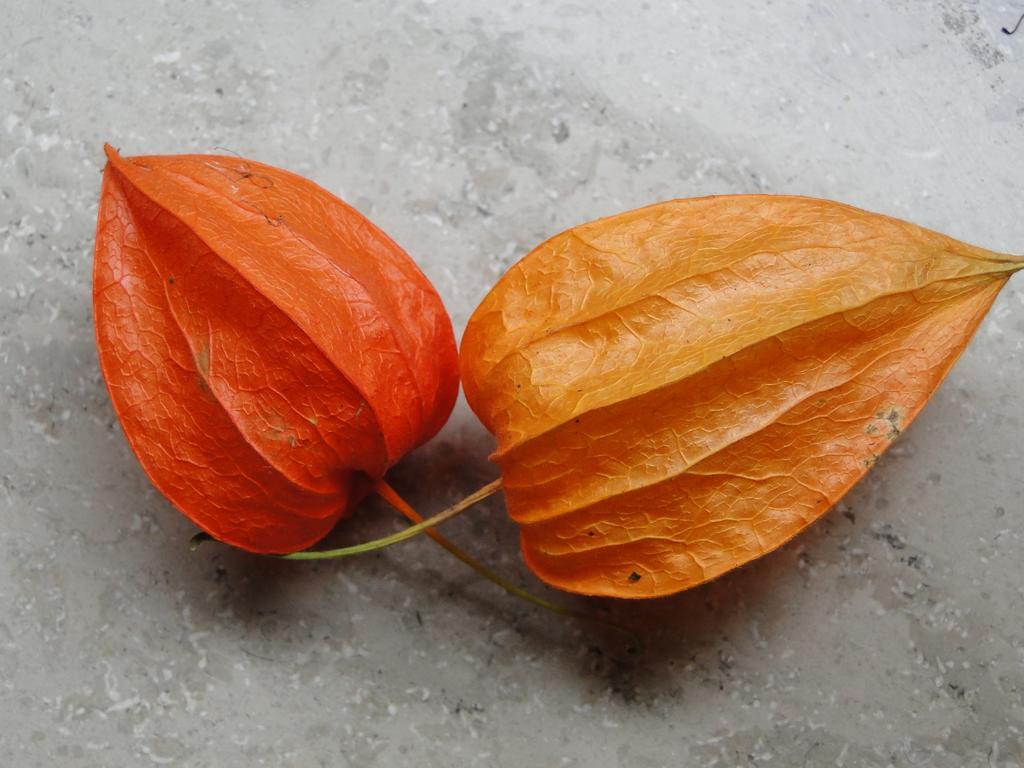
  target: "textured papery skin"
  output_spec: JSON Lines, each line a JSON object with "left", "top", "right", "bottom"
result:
{"left": 94, "top": 145, "right": 458, "bottom": 553}
{"left": 460, "top": 195, "right": 1022, "bottom": 598}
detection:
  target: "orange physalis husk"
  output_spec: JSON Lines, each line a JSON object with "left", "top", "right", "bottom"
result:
{"left": 460, "top": 195, "right": 1023, "bottom": 599}
{"left": 93, "top": 145, "right": 458, "bottom": 553}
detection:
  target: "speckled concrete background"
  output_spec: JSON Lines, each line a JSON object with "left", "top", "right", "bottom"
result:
{"left": 3, "top": 1, "right": 1024, "bottom": 766}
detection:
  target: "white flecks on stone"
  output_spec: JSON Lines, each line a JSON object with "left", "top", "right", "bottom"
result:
{"left": 151, "top": 51, "right": 182, "bottom": 64}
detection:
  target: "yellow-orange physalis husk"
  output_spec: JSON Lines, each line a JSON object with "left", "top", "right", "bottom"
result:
{"left": 460, "top": 195, "right": 1023, "bottom": 598}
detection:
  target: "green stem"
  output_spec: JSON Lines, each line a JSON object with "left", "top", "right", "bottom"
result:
{"left": 189, "top": 478, "right": 640, "bottom": 647}
{"left": 277, "top": 478, "right": 502, "bottom": 561}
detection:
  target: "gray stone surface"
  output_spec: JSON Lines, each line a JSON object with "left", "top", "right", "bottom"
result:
{"left": 3, "top": 0, "right": 1024, "bottom": 765}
